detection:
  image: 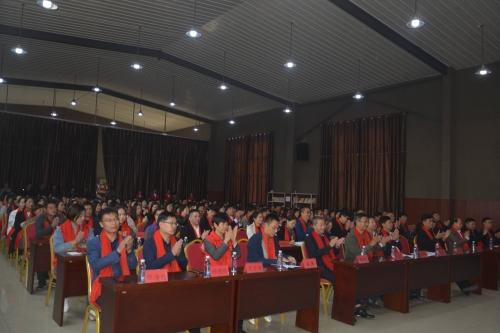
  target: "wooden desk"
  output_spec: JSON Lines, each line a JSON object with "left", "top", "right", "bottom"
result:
{"left": 482, "top": 249, "right": 500, "bottom": 291}
{"left": 101, "top": 272, "right": 236, "bottom": 333}
{"left": 448, "top": 252, "right": 482, "bottom": 295}
{"left": 27, "top": 238, "right": 51, "bottom": 294}
{"left": 236, "top": 266, "right": 321, "bottom": 333}
{"left": 407, "top": 256, "right": 450, "bottom": 303}
{"left": 280, "top": 245, "right": 303, "bottom": 263}
{"left": 52, "top": 253, "right": 88, "bottom": 326}
{"left": 332, "top": 258, "right": 407, "bottom": 325}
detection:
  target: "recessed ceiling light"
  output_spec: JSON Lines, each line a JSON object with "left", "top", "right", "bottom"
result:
{"left": 228, "top": 119, "right": 236, "bottom": 124}
{"left": 353, "top": 92, "right": 364, "bottom": 100}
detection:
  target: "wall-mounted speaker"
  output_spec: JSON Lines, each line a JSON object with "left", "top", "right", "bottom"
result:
{"left": 297, "top": 142, "right": 309, "bottom": 161}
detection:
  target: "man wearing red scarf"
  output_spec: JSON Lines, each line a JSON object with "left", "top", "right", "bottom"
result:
{"left": 143, "top": 212, "right": 187, "bottom": 270}
{"left": 202, "top": 213, "right": 244, "bottom": 333}
{"left": 87, "top": 208, "right": 136, "bottom": 306}
{"left": 180, "top": 209, "right": 210, "bottom": 243}
{"left": 445, "top": 218, "right": 479, "bottom": 295}
{"left": 200, "top": 204, "right": 217, "bottom": 231}
{"left": 479, "top": 217, "right": 500, "bottom": 247}
{"left": 416, "top": 214, "right": 449, "bottom": 252}
{"left": 304, "top": 217, "right": 343, "bottom": 284}
{"left": 330, "top": 210, "right": 351, "bottom": 239}
{"left": 241, "top": 204, "right": 255, "bottom": 228}
{"left": 295, "top": 207, "right": 312, "bottom": 241}
{"left": 343, "top": 214, "right": 381, "bottom": 319}
{"left": 397, "top": 212, "right": 415, "bottom": 239}
{"left": 379, "top": 216, "right": 402, "bottom": 256}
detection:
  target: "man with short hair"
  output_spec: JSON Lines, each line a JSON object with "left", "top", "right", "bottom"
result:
{"left": 87, "top": 208, "right": 137, "bottom": 306}
{"left": 34, "top": 199, "right": 66, "bottom": 291}
{"left": 295, "top": 207, "right": 311, "bottom": 241}
{"left": 373, "top": 212, "right": 382, "bottom": 228}
{"left": 226, "top": 204, "right": 237, "bottom": 228}
{"left": 312, "top": 208, "right": 323, "bottom": 218}
{"left": 330, "top": 210, "right": 351, "bottom": 239}
{"left": 145, "top": 208, "right": 166, "bottom": 240}
{"left": 479, "top": 217, "right": 499, "bottom": 247}
{"left": 201, "top": 204, "right": 217, "bottom": 231}
{"left": 378, "top": 216, "right": 402, "bottom": 256}
{"left": 461, "top": 218, "right": 482, "bottom": 248}
{"left": 446, "top": 218, "right": 479, "bottom": 295}
{"left": 83, "top": 202, "right": 102, "bottom": 236}
{"left": 397, "top": 212, "right": 415, "bottom": 239}
{"left": 180, "top": 209, "right": 210, "bottom": 243}
{"left": 416, "top": 214, "right": 449, "bottom": 252}
{"left": 198, "top": 204, "right": 206, "bottom": 217}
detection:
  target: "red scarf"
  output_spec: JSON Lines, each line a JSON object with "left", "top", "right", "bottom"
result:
{"left": 400, "top": 223, "right": 408, "bottom": 232}
{"left": 134, "top": 215, "right": 143, "bottom": 226}
{"left": 451, "top": 226, "right": 470, "bottom": 251}
{"left": 86, "top": 216, "right": 95, "bottom": 229}
{"left": 120, "top": 223, "right": 132, "bottom": 236}
{"left": 42, "top": 215, "right": 56, "bottom": 240}
{"left": 253, "top": 223, "right": 264, "bottom": 235}
{"left": 245, "top": 213, "right": 250, "bottom": 221}
{"left": 311, "top": 231, "right": 334, "bottom": 270}
{"left": 227, "top": 213, "right": 234, "bottom": 223}
{"left": 436, "top": 220, "right": 443, "bottom": 229}
{"left": 335, "top": 218, "right": 344, "bottom": 231}
{"left": 24, "top": 209, "right": 34, "bottom": 221}
{"left": 151, "top": 193, "right": 159, "bottom": 201}
{"left": 54, "top": 220, "right": 90, "bottom": 268}
{"left": 298, "top": 217, "right": 307, "bottom": 232}
{"left": 189, "top": 222, "right": 201, "bottom": 238}
{"left": 203, "top": 231, "right": 232, "bottom": 266}
{"left": 206, "top": 216, "right": 213, "bottom": 229}
{"left": 353, "top": 227, "right": 373, "bottom": 259}
{"left": 422, "top": 227, "right": 442, "bottom": 249}
{"left": 59, "top": 211, "right": 66, "bottom": 217}
{"left": 380, "top": 229, "right": 400, "bottom": 252}
{"left": 90, "top": 232, "right": 130, "bottom": 304}
{"left": 284, "top": 227, "right": 296, "bottom": 241}
{"left": 262, "top": 232, "right": 276, "bottom": 260}
{"left": 153, "top": 231, "right": 181, "bottom": 272}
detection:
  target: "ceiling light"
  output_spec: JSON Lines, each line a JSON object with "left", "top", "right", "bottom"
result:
{"left": 407, "top": 0, "right": 424, "bottom": 29}
{"left": 69, "top": 75, "right": 77, "bottom": 105}
{"left": 50, "top": 88, "right": 57, "bottom": 117}
{"left": 170, "top": 76, "right": 176, "bottom": 106}
{"left": 283, "top": 79, "right": 292, "bottom": 113}
{"left": 110, "top": 120, "right": 116, "bottom": 125}
{"left": 131, "top": 26, "right": 143, "bottom": 69}
{"left": 137, "top": 89, "right": 144, "bottom": 116}
{"left": 284, "top": 22, "right": 297, "bottom": 68}
{"left": 219, "top": 52, "right": 228, "bottom": 90}
{"left": 12, "top": 4, "right": 27, "bottom": 55}
{"left": 93, "top": 58, "right": 101, "bottom": 93}
{"left": 194, "top": 106, "right": 200, "bottom": 131}
{"left": 110, "top": 101, "right": 117, "bottom": 125}
{"left": 475, "top": 25, "right": 491, "bottom": 76}
{"left": 51, "top": 111, "right": 58, "bottom": 117}
{"left": 162, "top": 132, "right": 167, "bottom": 136}
{"left": 0, "top": 44, "right": 5, "bottom": 83}
{"left": 219, "top": 84, "right": 228, "bottom": 90}
{"left": 70, "top": 99, "right": 77, "bottom": 106}
{"left": 228, "top": 95, "right": 236, "bottom": 124}
{"left": 193, "top": 127, "right": 199, "bottom": 131}
{"left": 37, "top": 1, "right": 58, "bottom": 10}
{"left": 353, "top": 59, "right": 364, "bottom": 100}
{"left": 187, "top": 0, "right": 201, "bottom": 38}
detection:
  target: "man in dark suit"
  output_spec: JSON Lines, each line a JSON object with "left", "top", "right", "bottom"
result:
{"left": 416, "top": 214, "right": 449, "bottom": 252}
{"left": 461, "top": 218, "right": 482, "bottom": 248}
{"left": 200, "top": 204, "right": 217, "bottom": 231}
{"left": 330, "top": 210, "right": 351, "bottom": 239}
{"left": 180, "top": 209, "right": 209, "bottom": 243}
{"left": 378, "top": 216, "right": 403, "bottom": 257}
{"left": 479, "top": 217, "right": 500, "bottom": 247}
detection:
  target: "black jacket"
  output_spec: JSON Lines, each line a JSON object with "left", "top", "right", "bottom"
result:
{"left": 277, "top": 226, "right": 297, "bottom": 241}
{"left": 330, "top": 220, "right": 348, "bottom": 238}
{"left": 180, "top": 223, "right": 208, "bottom": 243}
{"left": 416, "top": 227, "right": 438, "bottom": 252}
{"left": 304, "top": 232, "right": 339, "bottom": 270}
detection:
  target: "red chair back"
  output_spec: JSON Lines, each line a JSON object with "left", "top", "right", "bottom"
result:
{"left": 26, "top": 222, "right": 36, "bottom": 241}
{"left": 137, "top": 223, "right": 146, "bottom": 232}
{"left": 236, "top": 229, "right": 247, "bottom": 241}
{"left": 399, "top": 236, "right": 411, "bottom": 254}
{"left": 236, "top": 239, "right": 248, "bottom": 268}
{"left": 185, "top": 240, "right": 204, "bottom": 271}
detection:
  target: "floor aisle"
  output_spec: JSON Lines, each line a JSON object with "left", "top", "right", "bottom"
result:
{"left": 1, "top": 255, "right": 499, "bottom": 333}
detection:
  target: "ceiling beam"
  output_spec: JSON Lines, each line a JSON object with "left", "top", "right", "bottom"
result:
{"left": 328, "top": 0, "right": 448, "bottom": 75}
{"left": 0, "top": 24, "right": 289, "bottom": 105}
{"left": 2, "top": 77, "right": 213, "bottom": 124}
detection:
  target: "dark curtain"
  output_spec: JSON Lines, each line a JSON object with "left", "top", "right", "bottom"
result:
{"left": 319, "top": 113, "right": 406, "bottom": 213}
{"left": 0, "top": 113, "right": 98, "bottom": 195}
{"left": 102, "top": 128, "right": 208, "bottom": 200}
{"left": 224, "top": 132, "right": 273, "bottom": 205}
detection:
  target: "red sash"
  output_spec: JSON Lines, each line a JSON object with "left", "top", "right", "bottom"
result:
{"left": 451, "top": 227, "right": 470, "bottom": 251}
{"left": 54, "top": 221, "right": 90, "bottom": 268}
{"left": 400, "top": 223, "right": 408, "bottom": 232}
{"left": 353, "top": 228, "right": 373, "bottom": 259}
{"left": 203, "top": 231, "right": 232, "bottom": 266}
{"left": 262, "top": 232, "right": 276, "bottom": 259}
{"left": 298, "top": 217, "right": 307, "bottom": 232}
{"left": 86, "top": 216, "right": 94, "bottom": 229}
{"left": 284, "top": 228, "right": 295, "bottom": 241}
{"left": 90, "top": 232, "right": 130, "bottom": 304}
{"left": 189, "top": 222, "right": 201, "bottom": 238}
{"left": 253, "top": 223, "right": 264, "bottom": 235}
{"left": 227, "top": 213, "right": 234, "bottom": 223}
{"left": 245, "top": 213, "right": 250, "bottom": 221}
{"left": 311, "top": 231, "right": 334, "bottom": 270}
{"left": 335, "top": 218, "right": 344, "bottom": 230}
{"left": 42, "top": 216, "right": 55, "bottom": 240}
{"left": 134, "top": 215, "right": 143, "bottom": 226}
{"left": 436, "top": 220, "right": 443, "bottom": 229}
{"left": 422, "top": 227, "right": 442, "bottom": 249}
{"left": 153, "top": 231, "right": 181, "bottom": 272}
{"left": 120, "top": 223, "right": 132, "bottom": 236}
{"left": 207, "top": 216, "right": 213, "bottom": 229}
{"left": 24, "top": 209, "right": 34, "bottom": 221}
{"left": 381, "top": 229, "right": 400, "bottom": 252}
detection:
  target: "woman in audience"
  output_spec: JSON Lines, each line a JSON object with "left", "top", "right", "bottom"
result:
{"left": 116, "top": 205, "right": 136, "bottom": 239}
{"left": 277, "top": 214, "right": 297, "bottom": 244}
{"left": 101, "top": 201, "right": 107, "bottom": 210}
{"left": 166, "top": 202, "right": 174, "bottom": 213}
{"left": 130, "top": 202, "right": 146, "bottom": 226}
{"left": 57, "top": 200, "right": 67, "bottom": 217}
{"left": 93, "top": 201, "right": 102, "bottom": 217}
{"left": 136, "top": 191, "right": 144, "bottom": 200}
{"left": 10, "top": 196, "right": 36, "bottom": 256}
{"left": 246, "top": 210, "right": 264, "bottom": 239}
{"left": 292, "top": 208, "right": 300, "bottom": 220}
{"left": 187, "top": 192, "right": 196, "bottom": 202}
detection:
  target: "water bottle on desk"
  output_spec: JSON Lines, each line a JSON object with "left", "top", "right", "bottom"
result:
{"left": 472, "top": 241, "right": 476, "bottom": 253}
{"left": 137, "top": 237, "right": 142, "bottom": 249}
{"left": 453, "top": 242, "right": 457, "bottom": 254}
{"left": 184, "top": 237, "right": 188, "bottom": 245}
{"left": 138, "top": 259, "right": 146, "bottom": 284}
{"left": 435, "top": 243, "right": 440, "bottom": 256}
{"left": 231, "top": 252, "right": 237, "bottom": 274}
{"left": 204, "top": 256, "right": 211, "bottom": 278}
{"left": 413, "top": 244, "right": 419, "bottom": 258}
{"left": 390, "top": 246, "right": 396, "bottom": 261}
{"left": 277, "top": 250, "right": 284, "bottom": 270}
{"left": 360, "top": 246, "right": 366, "bottom": 256}
{"left": 489, "top": 239, "right": 493, "bottom": 250}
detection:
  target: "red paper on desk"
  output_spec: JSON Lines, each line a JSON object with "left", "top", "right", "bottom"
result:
{"left": 244, "top": 262, "right": 263, "bottom": 273}
{"left": 394, "top": 252, "right": 404, "bottom": 261}
{"left": 354, "top": 255, "right": 369, "bottom": 264}
{"left": 210, "top": 265, "right": 229, "bottom": 277}
{"left": 476, "top": 246, "right": 483, "bottom": 253}
{"left": 279, "top": 241, "right": 290, "bottom": 247}
{"left": 453, "top": 248, "right": 463, "bottom": 255}
{"left": 300, "top": 258, "right": 317, "bottom": 269}
{"left": 437, "top": 249, "right": 446, "bottom": 256}
{"left": 418, "top": 251, "right": 428, "bottom": 258}
{"left": 145, "top": 269, "right": 169, "bottom": 283}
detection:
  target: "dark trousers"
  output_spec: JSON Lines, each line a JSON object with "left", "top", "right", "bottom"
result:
{"left": 321, "top": 267, "right": 335, "bottom": 285}
{"left": 9, "top": 229, "right": 22, "bottom": 253}
{"left": 37, "top": 271, "right": 49, "bottom": 287}
{"left": 456, "top": 280, "right": 472, "bottom": 290}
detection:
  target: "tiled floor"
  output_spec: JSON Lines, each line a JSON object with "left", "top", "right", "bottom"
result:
{"left": 1, "top": 254, "right": 499, "bottom": 333}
